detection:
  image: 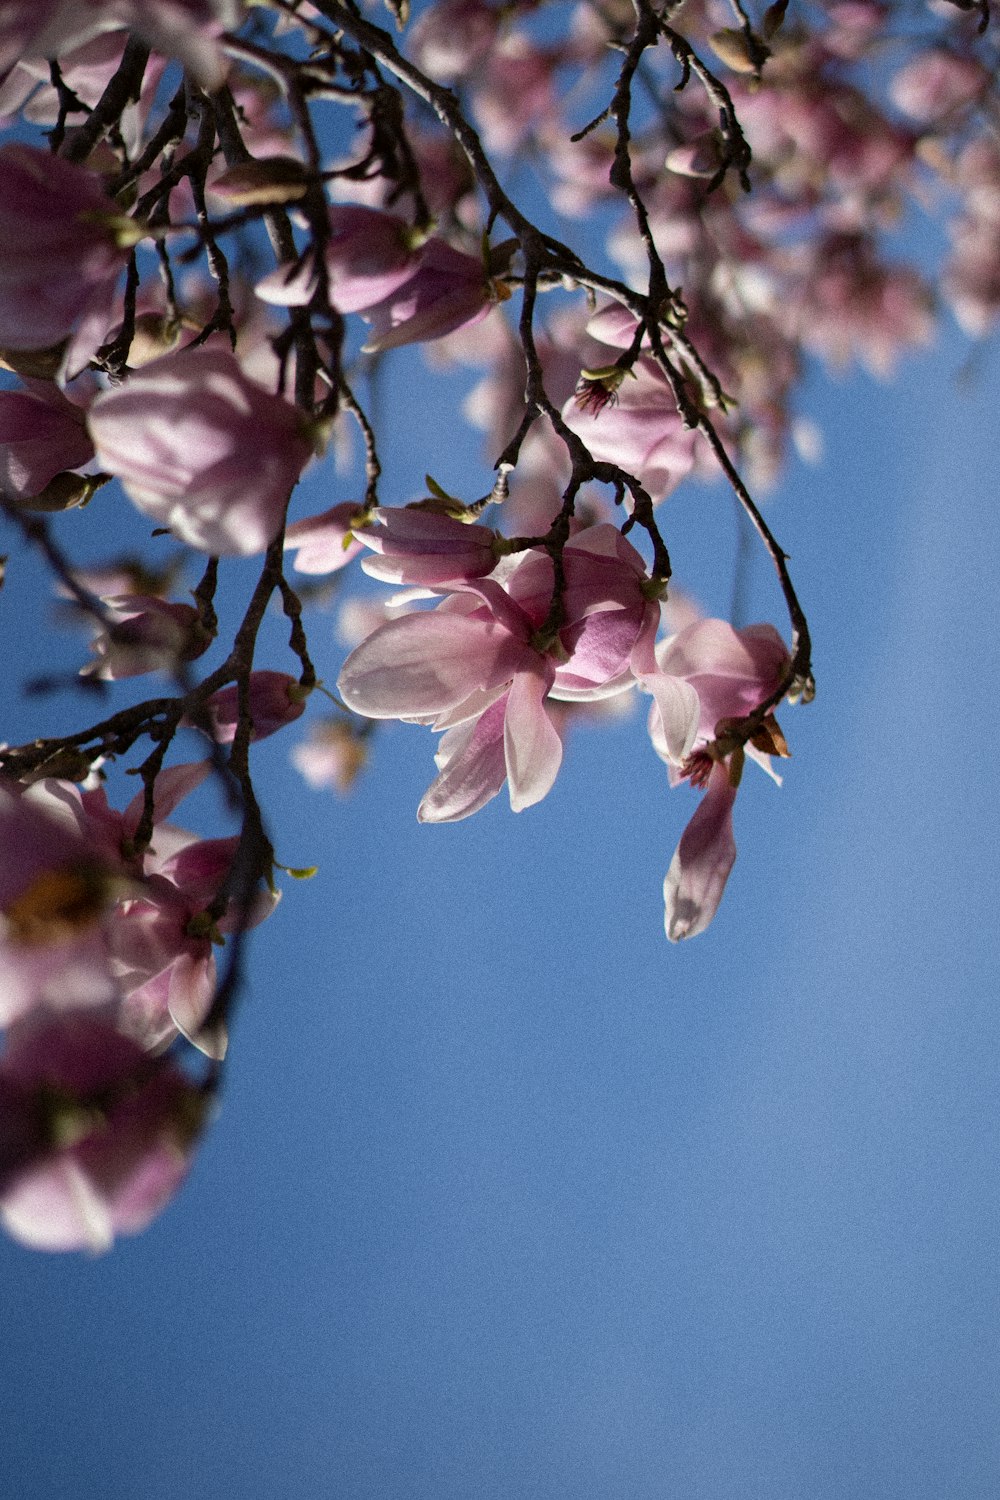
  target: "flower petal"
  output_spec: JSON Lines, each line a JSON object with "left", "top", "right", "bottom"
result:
{"left": 663, "top": 762, "right": 738, "bottom": 941}
{"left": 338, "top": 610, "right": 524, "bottom": 720}
{"left": 504, "top": 666, "right": 562, "bottom": 812}
{"left": 417, "top": 696, "right": 508, "bottom": 823}
{"left": 643, "top": 671, "right": 701, "bottom": 764}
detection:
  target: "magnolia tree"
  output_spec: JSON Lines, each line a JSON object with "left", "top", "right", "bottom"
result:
{"left": 0, "top": 0, "right": 994, "bottom": 1251}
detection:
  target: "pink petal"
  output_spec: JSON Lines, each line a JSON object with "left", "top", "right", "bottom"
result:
{"left": 642, "top": 671, "right": 701, "bottom": 764}
{"left": 663, "top": 763, "right": 738, "bottom": 941}
{"left": 504, "top": 664, "right": 562, "bottom": 812}
{"left": 417, "top": 695, "right": 509, "bottom": 822}
{"left": 338, "top": 610, "right": 525, "bottom": 720}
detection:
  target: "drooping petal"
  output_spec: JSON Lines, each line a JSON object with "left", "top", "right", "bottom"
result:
{"left": 284, "top": 501, "right": 365, "bottom": 574}
{"left": 663, "top": 762, "right": 738, "bottom": 941}
{"left": 504, "top": 664, "right": 562, "bottom": 812}
{"left": 417, "top": 695, "right": 508, "bottom": 822}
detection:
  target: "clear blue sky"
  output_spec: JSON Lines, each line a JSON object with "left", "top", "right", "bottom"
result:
{"left": 1, "top": 255, "right": 999, "bottom": 1500}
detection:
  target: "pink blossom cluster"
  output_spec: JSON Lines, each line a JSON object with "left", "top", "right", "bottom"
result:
{"left": 334, "top": 507, "right": 790, "bottom": 934}
{"left": 0, "top": 0, "right": 993, "bottom": 1257}
{"left": 0, "top": 767, "right": 277, "bottom": 1250}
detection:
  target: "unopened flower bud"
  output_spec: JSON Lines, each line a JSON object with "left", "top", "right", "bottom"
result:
{"left": 208, "top": 156, "right": 311, "bottom": 207}
{"left": 709, "top": 27, "right": 769, "bottom": 74}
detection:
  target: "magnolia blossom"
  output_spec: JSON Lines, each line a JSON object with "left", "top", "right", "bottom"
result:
{"left": 0, "top": 143, "right": 131, "bottom": 366}
{"left": 0, "top": 776, "right": 128, "bottom": 1025}
{"left": 361, "top": 238, "right": 502, "bottom": 354}
{"left": 77, "top": 767, "right": 277, "bottom": 1056}
{"left": 647, "top": 619, "right": 790, "bottom": 941}
{"left": 563, "top": 357, "right": 700, "bottom": 502}
{"left": 284, "top": 502, "right": 366, "bottom": 574}
{"left": 0, "top": 767, "right": 277, "bottom": 1059}
{"left": 356, "top": 506, "right": 499, "bottom": 586}
{"left": 87, "top": 345, "right": 314, "bottom": 555}
{"left": 562, "top": 306, "right": 702, "bottom": 501}
{"left": 292, "top": 720, "right": 368, "bottom": 794}
{"left": 112, "top": 831, "right": 277, "bottom": 1057}
{"left": 199, "top": 672, "right": 310, "bottom": 744}
{"left": 0, "top": 0, "right": 240, "bottom": 88}
{"left": 83, "top": 594, "right": 212, "bottom": 680}
{"left": 255, "top": 205, "right": 418, "bottom": 315}
{"left": 0, "top": 1014, "right": 204, "bottom": 1253}
{"left": 339, "top": 525, "right": 698, "bottom": 821}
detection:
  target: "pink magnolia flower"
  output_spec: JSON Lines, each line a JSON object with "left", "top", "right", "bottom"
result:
{"left": 356, "top": 505, "right": 499, "bottom": 586}
{"left": 87, "top": 345, "right": 314, "bottom": 555}
{"left": 409, "top": 0, "right": 500, "bottom": 81}
{"left": 890, "top": 50, "right": 987, "bottom": 124}
{"left": 255, "top": 205, "right": 417, "bottom": 314}
{"left": 361, "top": 238, "right": 504, "bottom": 354}
{"left": 0, "top": 381, "right": 94, "bottom": 500}
{"left": 112, "top": 831, "right": 277, "bottom": 1058}
{"left": 0, "top": 776, "right": 128, "bottom": 1025}
{"left": 82, "top": 594, "right": 212, "bottom": 680}
{"left": 0, "top": 144, "right": 131, "bottom": 365}
{"left": 292, "top": 719, "right": 368, "bottom": 794}
{"left": 562, "top": 307, "right": 701, "bottom": 501}
{"left": 78, "top": 760, "right": 210, "bottom": 864}
{"left": 284, "top": 502, "right": 366, "bottom": 574}
{"left": 198, "top": 671, "right": 310, "bottom": 744}
{"left": 339, "top": 525, "right": 698, "bottom": 821}
{"left": 75, "top": 769, "right": 276, "bottom": 1056}
{"left": 788, "top": 235, "right": 933, "bottom": 377}
{"left": 647, "top": 619, "right": 790, "bottom": 940}
{"left": 0, "top": 0, "right": 240, "bottom": 88}
{"left": 0, "top": 1014, "right": 204, "bottom": 1253}
{"left": 563, "top": 355, "right": 700, "bottom": 502}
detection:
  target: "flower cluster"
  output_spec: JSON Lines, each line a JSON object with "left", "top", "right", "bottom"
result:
{"left": 0, "top": 0, "right": 994, "bottom": 1251}
{"left": 0, "top": 768, "right": 278, "bottom": 1250}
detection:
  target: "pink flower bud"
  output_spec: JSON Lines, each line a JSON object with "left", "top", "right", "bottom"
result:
{"left": 357, "top": 505, "right": 498, "bottom": 585}
{"left": 87, "top": 345, "right": 314, "bottom": 555}
{"left": 284, "top": 502, "right": 366, "bottom": 574}
{"left": 199, "top": 671, "right": 309, "bottom": 743}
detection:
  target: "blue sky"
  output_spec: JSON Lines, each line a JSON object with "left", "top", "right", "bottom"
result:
{"left": 2, "top": 227, "right": 999, "bottom": 1500}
